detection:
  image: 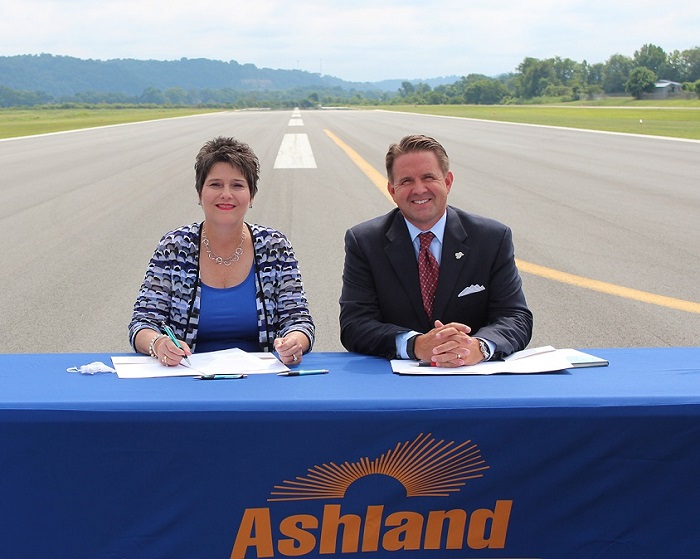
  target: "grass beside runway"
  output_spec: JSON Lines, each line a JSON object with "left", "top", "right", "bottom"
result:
{"left": 0, "top": 107, "right": 219, "bottom": 139}
{"left": 1, "top": 101, "right": 699, "bottom": 140}
{"left": 375, "top": 101, "right": 700, "bottom": 140}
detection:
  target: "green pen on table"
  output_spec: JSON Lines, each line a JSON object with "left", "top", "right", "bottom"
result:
{"left": 162, "top": 324, "right": 193, "bottom": 367}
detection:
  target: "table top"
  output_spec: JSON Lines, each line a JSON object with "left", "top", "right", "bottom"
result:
{"left": 1, "top": 347, "right": 699, "bottom": 415}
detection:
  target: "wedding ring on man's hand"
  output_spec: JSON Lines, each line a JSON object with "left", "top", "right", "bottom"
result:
{"left": 292, "top": 354, "right": 298, "bottom": 362}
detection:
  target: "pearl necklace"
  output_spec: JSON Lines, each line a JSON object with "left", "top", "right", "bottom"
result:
{"left": 202, "top": 226, "right": 245, "bottom": 266}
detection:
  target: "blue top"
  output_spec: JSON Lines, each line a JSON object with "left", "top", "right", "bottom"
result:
{"left": 129, "top": 222, "right": 315, "bottom": 353}
{"left": 195, "top": 267, "right": 260, "bottom": 353}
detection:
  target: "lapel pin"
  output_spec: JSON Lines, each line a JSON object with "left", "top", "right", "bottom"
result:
{"left": 455, "top": 252, "right": 464, "bottom": 259}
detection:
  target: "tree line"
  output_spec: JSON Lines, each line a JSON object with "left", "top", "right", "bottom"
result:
{"left": 395, "top": 44, "right": 700, "bottom": 105}
{"left": 1, "top": 44, "right": 699, "bottom": 109}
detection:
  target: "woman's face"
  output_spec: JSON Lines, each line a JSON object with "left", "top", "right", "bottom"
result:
{"left": 199, "top": 162, "right": 252, "bottom": 226}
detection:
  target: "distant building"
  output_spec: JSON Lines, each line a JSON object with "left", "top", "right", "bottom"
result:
{"left": 644, "top": 80, "right": 683, "bottom": 100}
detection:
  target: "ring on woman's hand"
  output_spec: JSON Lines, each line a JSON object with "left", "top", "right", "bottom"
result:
{"left": 162, "top": 355, "right": 168, "bottom": 365}
{"left": 292, "top": 354, "right": 298, "bottom": 362}
{"left": 457, "top": 354, "right": 461, "bottom": 360}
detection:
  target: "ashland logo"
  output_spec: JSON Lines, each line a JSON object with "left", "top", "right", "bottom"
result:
{"left": 231, "top": 433, "right": 512, "bottom": 558}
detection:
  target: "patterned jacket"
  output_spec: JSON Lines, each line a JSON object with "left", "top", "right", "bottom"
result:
{"left": 129, "top": 222, "right": 315, "bottom": 353}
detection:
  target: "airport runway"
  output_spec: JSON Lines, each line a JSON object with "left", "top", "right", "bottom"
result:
{"left": 1, "top": 109, "right": 698, "bottom": 354}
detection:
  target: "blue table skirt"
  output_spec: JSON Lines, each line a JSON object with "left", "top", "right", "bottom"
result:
{"left": 1, "top": 348, "right": 699, "bottom": 558}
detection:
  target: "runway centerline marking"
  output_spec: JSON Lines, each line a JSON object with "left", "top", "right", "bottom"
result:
{"left": 274, "top": 133, "right": 317, "bottom": 169}
{"left": 324, "top": 129, "right": 700, "bottom": 315}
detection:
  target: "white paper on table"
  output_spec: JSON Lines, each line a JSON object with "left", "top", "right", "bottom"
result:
{"left": 110, "top": 356, "right": 196, "bottom": 378}
{"left": 391, "top": 346, "right": 573, "bottom": 376}
{"left": 503, "top": 345, "right": 557, "bottom": 361}
{"left": 504, "top": 345, "right": 608, "bottom": 368}
{"left": 111, "top": 348, "right": 289, "bottom": 379}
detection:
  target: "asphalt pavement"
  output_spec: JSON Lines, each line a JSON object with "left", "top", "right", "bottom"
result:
{"left": 1, "top": 109, "right": 698, "bottom": 353}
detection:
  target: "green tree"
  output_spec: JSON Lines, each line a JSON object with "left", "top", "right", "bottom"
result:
{"left": 425, "top": 90, "right": 448, "bottom": 104}
{"left": 464, "top": 79, "right": 510, "bottom": 104}
{"left": 397, "top": 81, "right": 415, "bottom": 98}
{"left": 306, "top": 92, "right": 320, "bottom": 106}
{"left": 444, "top": 74, "right": 491, "bottom": 103}
{"left": 603, "top": 54, "right": 633, "bottom": 94}
{"left": 661, "top": 50, "right": 685, "bottom": 82}
{"left": 551, "top": 57, "right": 579, "bottom": 84}
{"left": 585, "top": 62, "right": 604, "bottom": 86}
{"left": 139, "top": 87, "right": 166, "bottom": 104}
{"left": 415, "top": 83, "right": 432, "bottom": 98}
{"left": 0, "top": 85, "right": 52, "bottom": 107}
{"left": 515, "top": 57, "right": 556, "bottom": 98}
{"left": 626, "top": 67, "right": 657, "bottom": 99}
{"left": 681, "top": 47, "right": 700, "bottom": 82}
{"left": 163, "top": 87, "right": 189, "bottom": 105}
{"left": 634, "top": 44, "right": 667, "bottom": 75}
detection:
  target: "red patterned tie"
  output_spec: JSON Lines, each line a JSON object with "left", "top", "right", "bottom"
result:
{"left": 418, "top": 231, "right": 439, "bottom": 319}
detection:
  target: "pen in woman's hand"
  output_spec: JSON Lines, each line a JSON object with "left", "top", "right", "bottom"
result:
{"left": 162, "top": 324, "right": 192, "bottom": 366}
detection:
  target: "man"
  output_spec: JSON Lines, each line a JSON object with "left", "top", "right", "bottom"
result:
{"left": 339, "top": 134, "right": 532, "bottom": 367}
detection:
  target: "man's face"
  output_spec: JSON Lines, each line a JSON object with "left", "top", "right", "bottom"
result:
{"left": 387, "top": 150, "right": 453, "bottom": 230}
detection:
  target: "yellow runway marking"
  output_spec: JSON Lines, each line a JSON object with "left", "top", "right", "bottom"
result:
{"left": 325, "top": 129, "right": 394, "bottom": 204}
{"left": 515, "top": 259, "right": 700, "bottom": 314}
{"left": 325, "top": 129, "right": 700, "bottom": 315}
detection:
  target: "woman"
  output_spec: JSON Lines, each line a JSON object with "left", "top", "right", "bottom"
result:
{"left": 129, "top": 136, "right": 315, "bottom": 366}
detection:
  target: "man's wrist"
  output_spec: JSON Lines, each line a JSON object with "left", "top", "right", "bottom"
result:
{"left": 476, "top": 338, "right": 492, "bottom": 361}
{"left": 396, "top": 331, "right": 421, "bottom": 359}
{"left": 406, "top": 334, "right": 420, "bottom": 360}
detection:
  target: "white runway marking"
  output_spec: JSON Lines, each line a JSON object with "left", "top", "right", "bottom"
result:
{"left": 273, "top": 133, "right": 317, "bottom": 168}
{"left": 288, "top": 108, "right": 304, "bottom": 127}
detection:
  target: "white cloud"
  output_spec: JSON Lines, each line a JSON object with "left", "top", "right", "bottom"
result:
{"left": 1, "top": 0, "right": 698, "bottom": 82}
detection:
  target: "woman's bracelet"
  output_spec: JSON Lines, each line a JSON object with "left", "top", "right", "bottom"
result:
{"left": 148, "top": 333, "right": 169, "bottom": 358}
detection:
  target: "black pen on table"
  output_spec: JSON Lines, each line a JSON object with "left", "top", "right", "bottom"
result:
{"left": 162, "top": 324, "right": 193, "bottom": 367}
{"left": 277, "top": 369, "right": 329, "bottom": 377}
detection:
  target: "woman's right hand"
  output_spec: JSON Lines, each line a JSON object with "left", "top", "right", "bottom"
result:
{"left": 155, "top": 336, "right": 192, "bottom": 367}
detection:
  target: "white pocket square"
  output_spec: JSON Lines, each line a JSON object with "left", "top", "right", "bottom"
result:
{"left": 458, "top": 284, "right": 485, "bottom": 297}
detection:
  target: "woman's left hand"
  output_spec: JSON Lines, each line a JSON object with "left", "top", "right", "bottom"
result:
{"left": 274, "top": 332, "right": 309, "bottom": 366}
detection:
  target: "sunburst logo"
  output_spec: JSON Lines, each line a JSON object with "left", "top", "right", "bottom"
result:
{"left": 269, "top": 433, "right": 489, "bottom": 502}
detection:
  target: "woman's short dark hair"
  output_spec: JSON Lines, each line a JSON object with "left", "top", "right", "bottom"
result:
{"left": 385, "top": 134, "right": 450, "bottom": 184}
{"left": 194, "top": 136, "right": 260, "bottom": 198}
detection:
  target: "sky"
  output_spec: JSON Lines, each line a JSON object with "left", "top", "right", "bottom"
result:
{"left": 1, "top": 0, "right": 699, "bottom": 83}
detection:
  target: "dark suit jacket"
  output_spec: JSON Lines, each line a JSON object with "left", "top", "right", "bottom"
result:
{"left": 339, "top": 206, "right": 533, "bottom": 359}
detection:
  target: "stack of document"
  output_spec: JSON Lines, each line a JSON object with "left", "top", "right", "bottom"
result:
{"left": 111, "top": 348, "right": 289, "bottom": 379}
{"left": 391, "top": 346, "right": 608, "bottom": 375}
